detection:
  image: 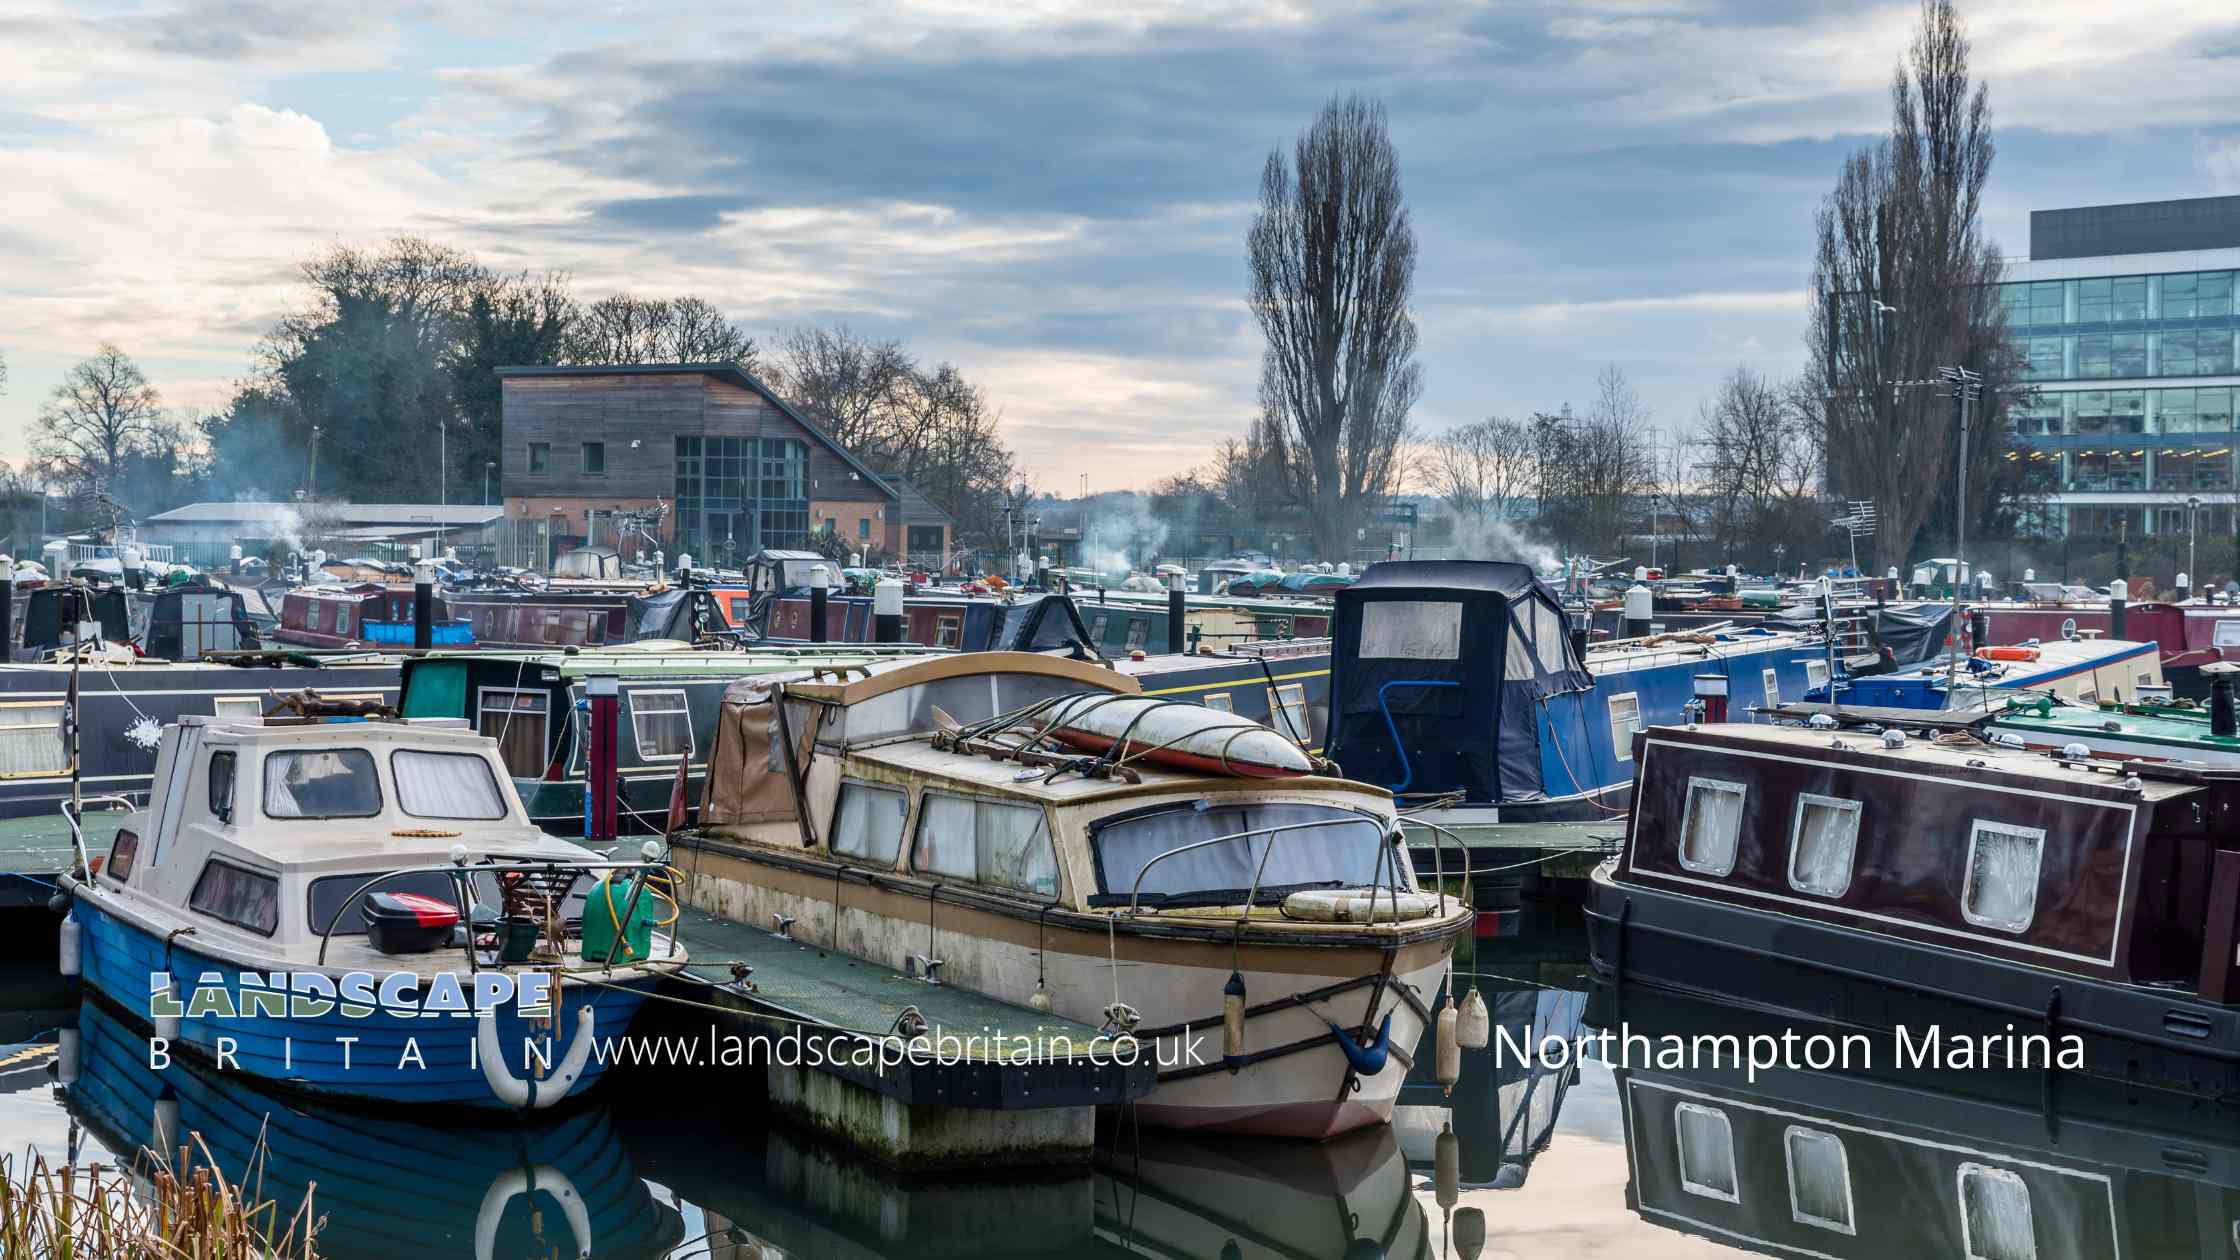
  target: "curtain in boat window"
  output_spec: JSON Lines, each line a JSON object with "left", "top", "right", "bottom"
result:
{"left": 914, "top": 793, "right": 979, "bottom": 880}
{"left": 1091, "top": 802, "right": 1386, "bottom": 904}
{"left": 1678, "top": 779, "right": 1745, "bottom": 876}
{"left": 1675, "top": 1103, "right": 1739, "bottom": 1201}
{"left": 832, "top": 782, "right": 908, "bottom": 865}
{"left": 1788, "top": 796, "right": 1860, "bottom": 897}
{"left": 1959, "top": 1164, "right": 2036, "bottom": 1260}
{"left": 190, "top": 860, "right": 279, "bottom": 936}
{"left": 263, "top": 749, "right": 383, "bottom": 819}
{"left": 1359, "top": 601, "right": 1462, "bottom": 659}
{"left": 0, "top": 704, "right": 68, "bottom": 775}
{"left": 1964, "top": 823, "right": 2044, "bottom": 932}
{"left": 391, "top": 750, "right": 507, "bottom": 820}
{"left": 1785, "top": 1127, "right": 1853, "bottom": 1233}
{"left": 976, "top": 798, "right": 1057, "bottom": 896}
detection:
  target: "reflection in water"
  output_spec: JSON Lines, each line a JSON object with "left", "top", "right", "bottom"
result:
{"left": 1396, "top": 985, "right": 1587, "bottom": 1191}
{"left": 1095, "top": 1124, "right": 1429, "bottom": 1260}
{"left": 1601, "top": 984, "right": 2240, "bottom": 1260}
{"left": 62, "top": 997, "right": 685, "bottom": 1260}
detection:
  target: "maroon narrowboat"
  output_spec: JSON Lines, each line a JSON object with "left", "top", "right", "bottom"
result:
{"left": 1587, "top": 719, "right": 2240, "bottom": 1098}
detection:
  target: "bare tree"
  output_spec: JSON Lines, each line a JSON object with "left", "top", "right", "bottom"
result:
{"left": 1425, "top": 417, "right": 1534, "bottom": 526}
{"left": 1808, "top": 0, "right": 2007, "bottom": 570}
{"left": 1697, "top": 367, "right": 1822, "bottom": 559}
{"left": 34, "top": 344, "right": 166, "bottom": 496}
{"left": 1247, "top": 93, "right": 1421, "bottom": 560}
{"left": 568, "top": 294, "right": 756, "bottom": 367}
{"left": 766, "top": 326, "right": 916, "bottom": 450}
{"left": 1532, "top": 368, "right": 1660, "bottom": 556}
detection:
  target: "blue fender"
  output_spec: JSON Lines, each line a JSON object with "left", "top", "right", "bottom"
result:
{"left": 1328, "top": 1012, "right": 1394, "bottom": 1076}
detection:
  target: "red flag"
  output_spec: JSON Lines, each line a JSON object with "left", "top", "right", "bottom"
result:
{"left": 664, "top": 754, "right": 691, "bottom": 835}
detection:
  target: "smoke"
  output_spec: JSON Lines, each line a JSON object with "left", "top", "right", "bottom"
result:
{"left": 1434, "top": 507, "right": 1562, "bottom": 574}
{"left": 268, "top": 504, "right": 307, "bottom": 557}
{"left": 1079, "top": 494, "right": 1170, "bottom": 576}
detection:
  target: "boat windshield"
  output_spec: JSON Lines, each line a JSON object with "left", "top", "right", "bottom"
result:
{"left": 1089, "top": 801, "right": 1391, "bottom": 908}
{"left": 264, "top": 749, "right": 383, "bottom": 819}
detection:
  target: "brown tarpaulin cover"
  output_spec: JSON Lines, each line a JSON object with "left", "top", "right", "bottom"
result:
{"left": 699, "top": 673, "right": 819, "bottom": 829}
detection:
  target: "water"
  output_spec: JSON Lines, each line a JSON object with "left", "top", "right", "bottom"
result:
{"left": 2, "top": 906, "right": 2232, "bottom": 1259}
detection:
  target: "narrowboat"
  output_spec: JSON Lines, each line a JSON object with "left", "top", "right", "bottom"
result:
{"left": 395, "top": 643, "right": 946, "bottom": 833}
{"left": 13, "top": 579, "right": 260, "bottom": 662}
{"left": 1985, "top": 677, "right": 2240, "bottom": 766}
{"left": 0, "top": 651, "right": 401, "bottom": 820}
{"left": 1585, "top": 719, "right": 2240, "bottom": 1097}
{"left": 270, "top": 583, "right": 462, "bottom": 649}
{"left": 1823, "top": 636, "right": 2165, "bottom": 711}
{"left": 1975, "top": 587, "right": 2210, "bottom": 695}
{"left": 1604, "top": 983, "right": 2239, "bottom": 1260}
{"left": 61, "top": 997, "right": 685, "bottom": 1260}
{"left": 59, "top": 711, "right": 687, "bottom": 1108}
{"left": 1319, "top": 561, "right": 1834, "bottom": 902}
{"left": 667, "top": 652, "right": 1473, "bottom": 1137}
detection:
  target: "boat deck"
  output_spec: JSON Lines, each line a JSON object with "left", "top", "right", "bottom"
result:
{"left": 664, "top": 906, "right": 1156, "bottom": 1108}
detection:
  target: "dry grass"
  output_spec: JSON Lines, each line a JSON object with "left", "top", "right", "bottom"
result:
{"left": 0, "top": 1129, "right": 322, "bottom": 1259}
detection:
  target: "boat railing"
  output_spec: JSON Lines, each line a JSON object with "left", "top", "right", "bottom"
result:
{"left": 312, "top": 855, "right": 676, "bottom": 970}
{"left": 1124, "top": 815, "right": 1416, "bottom": 922}
{"left": 61, "top": 794, "right": 137, "bottom": 877}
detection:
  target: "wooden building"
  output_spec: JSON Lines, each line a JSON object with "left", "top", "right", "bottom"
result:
{"left": 498, "top": 364, "right": 951, "bottom": 568}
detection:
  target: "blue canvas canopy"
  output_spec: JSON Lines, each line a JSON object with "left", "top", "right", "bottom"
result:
{"left": 1322, "top": 561, "right": 1589, "bottom": 803}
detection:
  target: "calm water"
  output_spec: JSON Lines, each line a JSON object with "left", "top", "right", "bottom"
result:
{"left": 1, "top": 905, "right": 2231, "bottom": 1258}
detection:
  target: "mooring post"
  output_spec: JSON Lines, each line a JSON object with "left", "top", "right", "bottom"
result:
{"left": 0, "top": 556, "right": 12, "bottom": 659}
{"left": 413, "top": 559, "right": 436, "bottom": 650}
{"left": 588, "top": 674, "right": 619, "bottom": 843}
{"left": 874, "top": 576, "right": 904, "bottom": 643}
{"left": 809, "top": 564, "right": 830, "bottom": 644}
{"left": 2109, "top": 578, "right": 2128, "bottom": 641}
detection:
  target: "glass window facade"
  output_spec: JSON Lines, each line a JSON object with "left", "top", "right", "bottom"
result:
{"left": 674, "top": 437, "right": 811, "bottom": 564}
{"left": 2002, "top": 269, "right": 2240, "bottom": 382}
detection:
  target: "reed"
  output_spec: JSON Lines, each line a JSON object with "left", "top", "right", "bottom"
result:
{"left": 0, "top": 1130, "right": 322, "bottom": 1259}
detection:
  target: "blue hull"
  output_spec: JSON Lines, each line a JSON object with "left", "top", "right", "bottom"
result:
{"left": 1537, "top": 637, "right": 1824, "bottom": 801}
{"left": 73, "top": 897, "right": 654, "bottom": 1109}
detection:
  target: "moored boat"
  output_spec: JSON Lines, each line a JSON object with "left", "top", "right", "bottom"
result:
{"left": 667, "top": 651, "right": 1472, "bottom": 1137}
{"left": 1585, "top": 718, "right": 2240, "bottom": 1097}
{"left": 1824, "top": 635, "right": 2163, "bottom": 710}
{"left": 58, "top": 710, "right": 687, "bottom": 1109}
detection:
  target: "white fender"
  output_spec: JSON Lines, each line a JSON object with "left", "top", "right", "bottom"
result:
{"left": 56, "top": 1028, "right": 79, "bottom": 1087}
{"left": 57, "top": 917, "right": 80, "bottom": 978}
{"left": 477, "top": 1004, "right": 596, "bottom": 1110}
{"left": 476, "top": 1164, "right": 591, "bottom": 1260}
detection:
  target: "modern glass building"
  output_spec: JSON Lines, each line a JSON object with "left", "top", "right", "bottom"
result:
{"left": 2003, "top": 196, "right": 2240, "bottom": 537}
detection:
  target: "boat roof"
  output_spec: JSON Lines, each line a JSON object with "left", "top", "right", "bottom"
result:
{"left": 849, "top": 737, "right": 1386, "bottom": 808}
{"left": 785, "top": 650, "right": 1138, "bottom": 707}
{"left": 410, "top": 644, "right": 942, "bottom": 681}
{"left": 1652, "top": 721, "right": 2199, "bottom": 802}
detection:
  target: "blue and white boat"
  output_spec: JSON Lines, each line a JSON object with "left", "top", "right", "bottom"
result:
{"left": 1324, "top": 560, "right": 1830, "bottom": 824}
{"left": 1809, "top": 635, "right": 2164, "bottom": 711}
{"left": 57, "top": 710, "right": 685, "bottom": 1110}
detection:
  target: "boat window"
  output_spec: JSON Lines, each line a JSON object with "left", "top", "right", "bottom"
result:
{"left": 1089, "top": 613, "right": 1109, "bottom": 642}
{"left": 1268, "top": 683, "right": 1310, "bottom": 746}
{"left": 1202, "top": 692, "right": 1234, "bottom": 713}
{"left": 1962, "top": 821, "right": 2044, "bottom": 933}
{"left": 207, "top": 751, "right": 236, "bottom": 823}
{"left": 1785, "top": 1126, "right": 1855, "bottom": 1234}
{"left": 936, "top": 615, "right": 962, "bottom": 649}
{"left": 1805, "top": 659, "right": 1831, "bottom": 693}
{"left": 0, "top": 702, "right": 69, "bottom": 777}
{"left": 1678, "top": 777, "right": 1746, "bottom": 877}
{"left": 832, "top": 781, "right": 908, "bottom": 865}
{"left": 190, "top": 859, "right": 280, "bottom": 936}
{"left": 478, "top": 689, "right": 550, "bottom": 778}
{"left": 213, "top": 696, "right": 264, "bottom": 719}
{"left": 307, "top": 869, "right": 506, "bottom": 938}
{"left": 1674, "top": 1102, "right": 1739, "bottom": 1203}
{"left": 1364, "top": 600, "right": 1461, "bottom": 660}
{"left": 629, "top": 689, "right": 694, "bottom": 760}
{"left": 1958, "top": 1163, "right": 2035, "bottom": 1260}
{"left": 1787, "top": 794, "right": 1860, "bottom": 898}
{"left": 107, "top": 829, "right": 138, "bottom": 882}
{"left": 1608, "top": 693, "right": 1641, "bottom": 762}
{"left": 1125, "top": 618, "right": 1148, "bottom": 650}
{"left": 2216, "top": 619, "right": 2240, "bottom": 648}
{"left": 263, "top": 749, "right": 383, "bottom": 819}
{"left": 914, "top": 793, "right": 1058, "bottom": 896}
{"left": 1090, "top": 801, "right": 1387, "bottom": 907}
{"left": 305, "top": 601, "right": 323, "bottom": 632}
{"left": 391, "top": 750, "right": 507, "bottom": 820}
{"left": 1762, "top": 667, "right": 1781, "bottom": 713}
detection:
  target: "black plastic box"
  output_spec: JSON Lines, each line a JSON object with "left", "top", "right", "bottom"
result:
{"left": 361, "top": 891, "right": 461, "bottom": 956}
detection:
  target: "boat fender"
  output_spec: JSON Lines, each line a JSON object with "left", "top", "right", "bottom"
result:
{"left": 1434, "top": 999, "right": 1459, "bottom": 1095}
{"left": 478, "top": 1004, "right": 596, "bottom": 1110}
{"left": 476, "top": 1164, "right": 591, "bottom": 1260}
{"left": 1329, "top": 1012, "right": 1394, "bottom": 1077}
{"left": 1456, "top": 985, "right": 1490, "bottom": 1051}
{"left": 1453, "top": 1208, "right": 1487, "bottom": 1260}
{"left": 57, "top": 917, "right": 79, "bottom": 980}
{"left": 1221, "top": 971, "right": 1247, "bottom": 1066}
{"left": 55, "top": 1028, "right": 78, "bottom": 1087}
{"left": 1435, "top": 1121, "right": 1459, "bottom": 1209}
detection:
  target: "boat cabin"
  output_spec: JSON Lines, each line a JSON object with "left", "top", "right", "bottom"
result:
{"left": 1831, "top": 637, "right": 2163, "bottom": 710}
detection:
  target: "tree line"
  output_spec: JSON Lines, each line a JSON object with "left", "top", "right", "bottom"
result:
{"left": 14, "top": 238, "right": 1021, "bottom": 554}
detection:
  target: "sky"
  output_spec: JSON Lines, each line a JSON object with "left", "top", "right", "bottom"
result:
{"left": 3, "top": 0, "right": 2239, "bottom": 494}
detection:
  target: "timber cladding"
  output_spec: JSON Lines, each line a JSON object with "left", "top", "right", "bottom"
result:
{"left": 499, "top": 367, "right": 891, "bottom": 506}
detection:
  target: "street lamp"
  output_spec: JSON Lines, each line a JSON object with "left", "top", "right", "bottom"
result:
{"left": 1772, "top": 542, "right": 1787, "bottom": 578}
{"left": 485, "top": 461, "right": 496, "bottom": 507}
{"left": 2188, "top": 495, "right": 2201, "bottom": 599}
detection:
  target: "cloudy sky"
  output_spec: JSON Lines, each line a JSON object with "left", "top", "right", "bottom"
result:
{"left": 3, "top": 0, "right": 2238, "bottom": 493}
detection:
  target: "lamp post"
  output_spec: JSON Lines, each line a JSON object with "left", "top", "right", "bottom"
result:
{"left": 2189, "top": 495, "right": 2201, "bottom": 598}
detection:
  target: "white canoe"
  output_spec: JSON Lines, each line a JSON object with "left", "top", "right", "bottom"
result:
{"left": 1043, "top": 694, "right": 1315, "bottom": 778}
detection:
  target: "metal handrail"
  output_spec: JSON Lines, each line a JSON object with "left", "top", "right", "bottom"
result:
{"left": 313, "top": 857, "right": 668, "bottom": 968}
{"left": 61, "top": 794, "right": 137, "bottom": 879}
{"left": 1391, "top": 809, "right": 1470, "bottom": 918}
{"left": 1124, "top": 814, "right": 1393, "bottom": 915}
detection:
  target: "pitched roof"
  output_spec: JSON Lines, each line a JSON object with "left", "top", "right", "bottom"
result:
{"left": 496, "top": 363, "right": 896, "bottom": 497}
{"left": 882, "top": 474, "right": 955, "bottom": 527}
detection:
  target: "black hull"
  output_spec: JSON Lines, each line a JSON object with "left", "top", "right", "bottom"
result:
{"left": 1585, "top": 865, "right": 2240, "bottom": 1099}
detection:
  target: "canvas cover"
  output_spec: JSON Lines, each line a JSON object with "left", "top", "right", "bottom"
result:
{"left": 1322, "top": 561, "right": 1590, "bottom": 804}
{"left": 1874, "top": 603, "right": 1954, "bottom": 666}
{"left": 988, "top": 594, "right": 1097, "bottom": 653}
{"left": 624, "top": 588, "right": 723, "bottom": 642}
{"left": 699, "top": 672, "right": 819, "bottom": 830}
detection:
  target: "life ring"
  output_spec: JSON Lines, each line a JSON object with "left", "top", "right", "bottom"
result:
{"left": 1975, "top": 645, "right": 2039, "bottom": 662}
